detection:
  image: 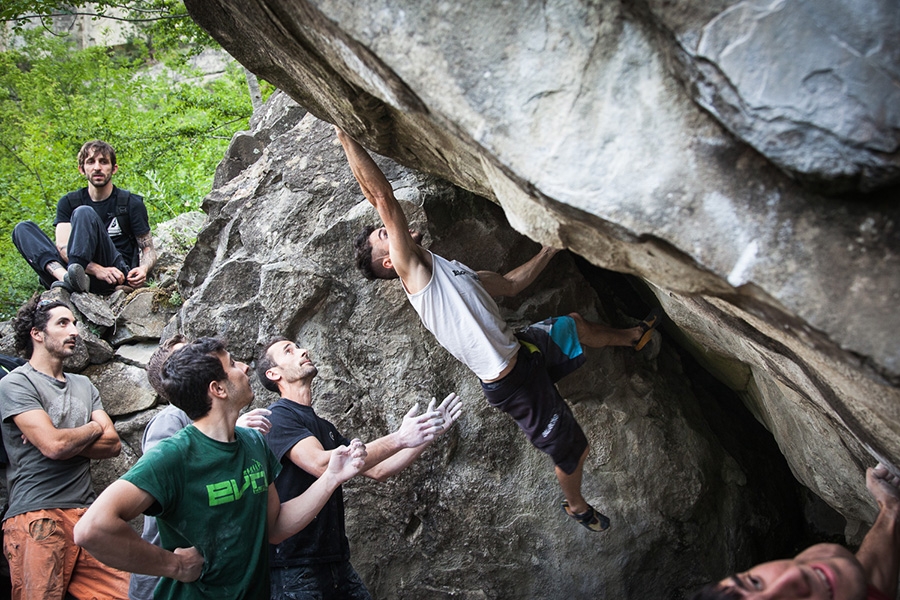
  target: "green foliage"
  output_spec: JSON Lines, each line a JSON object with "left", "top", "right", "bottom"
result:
{"left": 2, "top": 1, "right": 212, "bottom": 53}
{"left": 0, "top": 24, "right": 267, "bottom": 319}
{"left": 132, "top": 0, "right": 217, "bottom": 59}
{"left": 167, "top": 290, "right": 183, "bottom": 307}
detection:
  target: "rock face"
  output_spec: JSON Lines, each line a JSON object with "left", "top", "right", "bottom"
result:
{"left": 655, "top": 0, "right": 900, "bottom": 192}
{"left": 182, "top": 0, "right": 899, "bottom": 539}
{"left": 181, "top": 0, "right": 900, "bottom": 197}
{"left": 171, "top": 104, "right": 823, "bottom": 598}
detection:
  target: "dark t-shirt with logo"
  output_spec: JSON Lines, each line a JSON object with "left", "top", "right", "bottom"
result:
{"left": 54, "top": 187, "right": 150, "bottom": 268}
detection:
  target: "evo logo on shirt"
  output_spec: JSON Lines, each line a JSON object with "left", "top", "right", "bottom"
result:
{"left": 206, "top": 460, "right": 268, "bottom": 506}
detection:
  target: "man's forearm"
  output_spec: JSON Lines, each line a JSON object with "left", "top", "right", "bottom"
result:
{"left": 336, "top": 128, "right": 396, "bottom": 210}
{"left": 137, "top": 233, "right": 157, "bottom": 271}
{"left": 39, "top": 421, "right": 103, "bottom": 461}
{"left": 55, "top": 223, "right": 71, "bottom": 262}
{"left": 504, "top": 246, "right": 559, "bottom": 294}
{"left": 140, "top": 247, "right": 156, "bottom": 270}
{"left": 856, "top": 506, "right": 900, "bottom": 598}
{"left": 360, "top": 432, "right": 404, "bottom": 468}
{"left": 270, "top": 472, "right": 341, "bottom": 544}
{"left": 357, "top": 432, "right": 407, "bottom": 481}
{"left": 480, "top": 246, "right": 560, "bottom": 297}
{"left": 79, "top": 430, "right": 121, "bottom": 459}
{"left": 363, "top": 445, "right": 428, "bottom": 482}
{"left": 79, "top": 413, "right": 122, "bottom": 459}
{"left": 75, "top": 514, "right": 193, "bottom": 580}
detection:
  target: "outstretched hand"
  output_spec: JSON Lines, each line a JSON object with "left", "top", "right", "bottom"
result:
{"left": 327, "top": 439, "right": 367, "bottom": 484}
{"left": 395, "top": 401, "right": 446, "bottom": 448}
{"left": 236, "top": 408, "right": 272, "bottom": 434}
{"left": 429, "top": 392, "right": 463, "bottom": 438}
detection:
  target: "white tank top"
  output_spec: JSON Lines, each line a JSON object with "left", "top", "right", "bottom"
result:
{"left": 405, "top": 252, "right": 519, "bottom": 381}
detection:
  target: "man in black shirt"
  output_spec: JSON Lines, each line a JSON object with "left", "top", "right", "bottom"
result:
{"left": 13, "top": 140, "right": 156, "bottom": 294}
{"left": 256, "top": 337, "right": 463, "bottom": 600}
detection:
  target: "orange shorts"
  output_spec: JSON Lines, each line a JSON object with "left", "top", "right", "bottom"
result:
{"left": 3, "top": 507, "right": 129, "bottom": 600}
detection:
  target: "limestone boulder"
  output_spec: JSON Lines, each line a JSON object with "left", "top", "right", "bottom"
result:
{"left": 0, "top": 321, "right": 15, "bottom": 357}
{"left": 113, "top": 407, "right": 165, "bottom": 462}
{"left": 75, "top": 323, "right": 114, "bottom": 366}
{"left": 108, "top": 289, "right": 179, "bottom": 346}
{"left": 152, "top": 210, "right": 206, "bottom": 287}
{"left": 172, "top": 112, "right": 820, "bottom": 597}
{"left": 114, "top": 342, "right": 160, "bottom": 370}
{"left": 646, "top": 0, "right": 900, "bottom": 192}
{"left": 82, "top": 361, "right": 157, "bottom": 417}
{"left": 182, "top": 0, "right": 900, "bottom": 537}
{"left": 70, "top": 292, "right": 115, "bottom": 328}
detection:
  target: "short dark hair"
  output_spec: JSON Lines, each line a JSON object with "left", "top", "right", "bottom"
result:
{"left": 160, "top": 337, "right": 227, "bottom": 420}
{"left": 14, "top": 295, "right": 69, "bottom": 359}
{"left": 354, "top": 225, "right": 398, "bottom": 280}
{"left": 689, "top": 583, "right": 740, "bottom": 600}
{"left": 77, "top": 140, "right": 117, "bottom": 169}
{"left": 147, "top": 334, "right": 189, "bottom": 400}
{"left": 255, "top": 336, "right": 288, "bottom": 393}
{"left": 354, "top": 225, "right": 379, "bottom": 280}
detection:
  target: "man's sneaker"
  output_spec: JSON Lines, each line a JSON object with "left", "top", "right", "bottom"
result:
{"left": 50, "top": 280, "right": 73, "bottom": 292}
{"left": 562, "top": 500, "right": 611, "bottom": 532}
{"left": 64, "top": 263, "right": 90, "bottom": 293}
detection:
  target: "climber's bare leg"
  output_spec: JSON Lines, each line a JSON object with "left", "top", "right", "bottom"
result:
{"left": 557, "top": 444, "right": 590, "bottom": 514}
{"left": 569, "top": 312, "right": 641, "bottom": 349}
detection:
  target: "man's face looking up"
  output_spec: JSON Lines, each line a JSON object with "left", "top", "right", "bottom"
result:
{"left": 718, "top": 543, "right": 866, "bottom": 600}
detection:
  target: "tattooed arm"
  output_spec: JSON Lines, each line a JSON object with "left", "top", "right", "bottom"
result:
{"left": 126, "top": 231, "right": 157, "bottom": 288}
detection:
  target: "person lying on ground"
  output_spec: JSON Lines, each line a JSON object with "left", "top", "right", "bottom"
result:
{"left": 692, "top": 463, "right": 900, "bottom": 600}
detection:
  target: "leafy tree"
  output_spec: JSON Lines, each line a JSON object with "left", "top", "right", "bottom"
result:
{"left": 2, "top": 1, "right": 209, "bottom": 45}
{"left": 0, "top": 21, "right": 270, "bottom": 319}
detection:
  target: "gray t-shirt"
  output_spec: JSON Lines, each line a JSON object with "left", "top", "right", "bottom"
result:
{"left": 0, "top": 363, "right": 103, "bottom": 519}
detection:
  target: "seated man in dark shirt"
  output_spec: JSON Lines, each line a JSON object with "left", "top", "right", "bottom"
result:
{"left": 13, "top": 140, "right": 156, "bottom": 294}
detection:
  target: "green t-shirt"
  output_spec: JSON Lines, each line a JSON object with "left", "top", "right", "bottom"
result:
{"left": 122, "top": 424, "right": 281, "bottom": 600}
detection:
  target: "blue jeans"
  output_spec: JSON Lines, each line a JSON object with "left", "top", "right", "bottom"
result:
{"left": 271, "top": 561, "right": 372, "bottom": 600}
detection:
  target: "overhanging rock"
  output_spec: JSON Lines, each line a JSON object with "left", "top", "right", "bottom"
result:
{"left": 182, "top": 0, "right": 899, "bottom": 591}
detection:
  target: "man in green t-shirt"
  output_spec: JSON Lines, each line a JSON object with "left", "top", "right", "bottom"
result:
{"left": 74, "top": 337, "right": 367, "bottom": 599}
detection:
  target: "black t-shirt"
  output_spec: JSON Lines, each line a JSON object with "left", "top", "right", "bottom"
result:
{"left": 54, "top": 187, "right": 150, "bottom": 268}
{"left": 265, "top": 399, "right": 351, "bottom": 566}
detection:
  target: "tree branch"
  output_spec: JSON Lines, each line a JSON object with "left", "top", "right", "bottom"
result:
{"left": 0, "top": 139, "right": 46, "bottom": 202}
{"left": 2, "top": 12, "right": 187, "bottom": 23}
